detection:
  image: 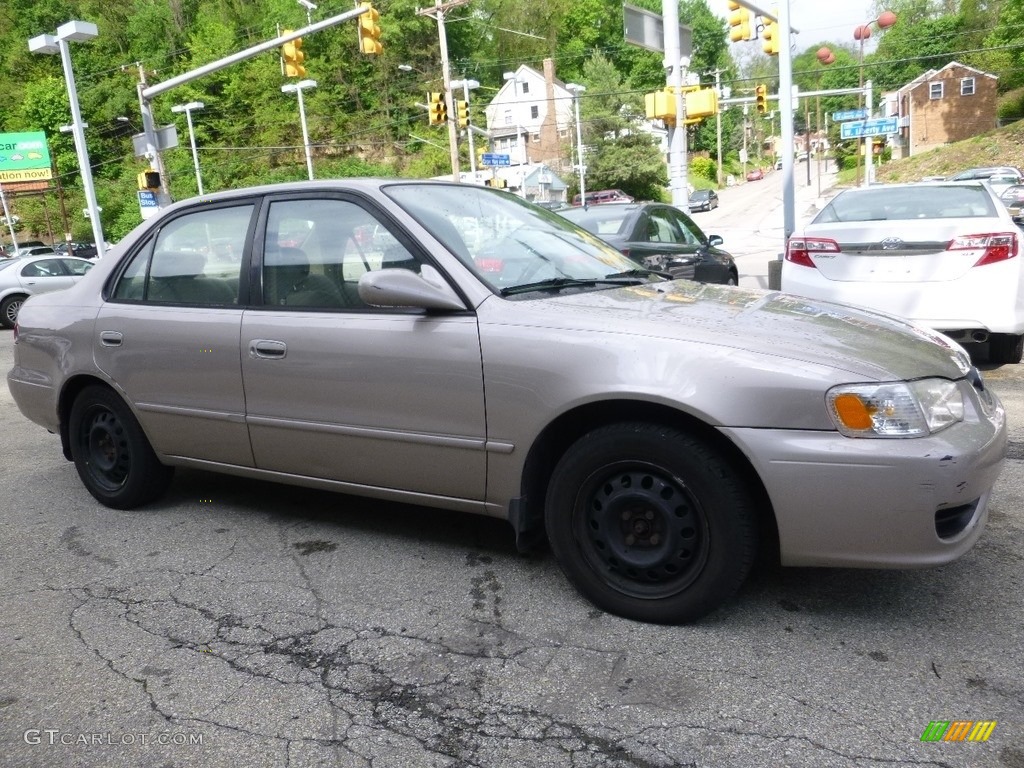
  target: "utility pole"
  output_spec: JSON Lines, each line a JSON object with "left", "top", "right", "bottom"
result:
{"left": 714, "top": 68, "right": 724, "bottom": 188}
{"left": 663, "top": 0, "right": 688, "bottom": 207}
{"left": 418, "top": 0, "right": 468, "bottom": 182}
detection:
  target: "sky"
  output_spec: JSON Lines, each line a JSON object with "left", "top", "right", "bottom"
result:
{"left": 705, "top": 0, "right": 880, "bottom": 47}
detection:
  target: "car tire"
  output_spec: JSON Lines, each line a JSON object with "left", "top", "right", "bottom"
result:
{"left": 69, "top": 385, "right": 174, "bottom": 509}
{"left": 544, "top": 422, "right": 758, "bottom": 623}
{"left": 990, "top": 333, "right": 1024, "bottom": 365}
{"left": 1, "top": 294, "right": 26, "bottom": 329}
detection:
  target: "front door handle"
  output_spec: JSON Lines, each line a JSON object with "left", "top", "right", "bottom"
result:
{"left": 249, "top": 339, "right": 287, "bottom": 359}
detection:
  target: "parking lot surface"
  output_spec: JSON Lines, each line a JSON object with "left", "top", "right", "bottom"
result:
{"left": 1, "top": 330, "right": 1021, "bottom": 768}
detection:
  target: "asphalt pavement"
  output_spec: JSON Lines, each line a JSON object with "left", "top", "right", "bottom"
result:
{"left": 1, "top": 316, "right": 1022, "bottom": 767}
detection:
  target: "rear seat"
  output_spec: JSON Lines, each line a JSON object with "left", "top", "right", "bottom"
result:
{"left": 148, "top": 251, "right": 238, "bottom": 305}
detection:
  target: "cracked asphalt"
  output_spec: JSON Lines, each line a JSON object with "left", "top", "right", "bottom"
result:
{"left": 1, "top": 332, "right": 1022, "bottom": 768}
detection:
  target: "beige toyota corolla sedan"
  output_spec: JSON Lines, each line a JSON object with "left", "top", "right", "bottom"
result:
{"left": 7, "top": 180, "right": 1008, "bottom": 623}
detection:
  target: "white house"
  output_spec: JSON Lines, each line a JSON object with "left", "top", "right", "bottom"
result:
{"left": 483, "top": 61, "right": 576, "bottom": 168}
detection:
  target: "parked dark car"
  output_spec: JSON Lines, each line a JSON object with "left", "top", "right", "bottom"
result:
{"left": 688, "top": 189, "right": 719, "bottom": 212}
{"left": 558, "top": 201, "right": 738, "bottom": 284}
{"left": 53, "top": 242, "right": 99, "bottom": 259}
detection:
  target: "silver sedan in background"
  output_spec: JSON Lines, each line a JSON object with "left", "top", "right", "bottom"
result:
{"left": 7, "top": 179, "right": 1007, "bottom": 623}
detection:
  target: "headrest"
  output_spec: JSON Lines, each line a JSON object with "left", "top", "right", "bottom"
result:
{"left": 151, "top": 251, "right": 207, "bottom": 278}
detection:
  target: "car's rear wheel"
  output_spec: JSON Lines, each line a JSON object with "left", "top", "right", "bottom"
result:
{"left": 1, "top": 294, "right": 27, "bottom": 329}
{"left": 545, "top": 422, "right": 757, "bottom": 624}
{"left": 69, "top": 385, "right": 173, "bottom": 508}
{"left": 990, "top": 333, "right": 1024, "bottom": 365}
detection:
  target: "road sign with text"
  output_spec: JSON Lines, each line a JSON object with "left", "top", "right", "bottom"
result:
{"left": 482, "top": 153, "right": 511, "bottom": 167}
{"left": 832, "top": 109, "right": 868, "bottom": 122}
{"left": 840, "top": 117, "right": 898, "bottom": 139}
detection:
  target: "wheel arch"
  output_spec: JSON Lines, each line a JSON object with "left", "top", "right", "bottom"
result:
{"left": 58, "top": 374, "right": 117, "bottom": 460}
{"left": 515, "top": 399, "right": 779, "bottom": 561}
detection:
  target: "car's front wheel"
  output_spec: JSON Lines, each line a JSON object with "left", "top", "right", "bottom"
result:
{"left": 0, "top": 294, "right": 26, "bottom": 329}
{"left": 545, "top": 423, "right": 758, "bottom": 623}
{"left": 990, "top": 333, "right": 1024, "bottom": 365}
{"left": 69, "top": 385, "right": 174, "bottom": 508}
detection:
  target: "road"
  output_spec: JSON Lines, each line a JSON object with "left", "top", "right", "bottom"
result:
{"left": 1, "top": 311, "right": 1022, "bottom": 767}
{"left": 689, "top": 159, "right": 839, "bottom": 290}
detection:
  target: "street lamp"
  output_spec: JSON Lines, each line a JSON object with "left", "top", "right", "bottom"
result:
{"left": 566, "top": 83, "right": 587, "bottom": 205}
{"left": 854, "top": 10, "right": 897, "bottom": 187}
{"left": 297, "top": 0, "right": 317, "bottom": 26}
{"left": 171, "top": 101, "right": 206, "bottom": 195}
{"left": 28, "top": 20, "right": 106, "bottom": 259}
{"left": 281, "top": 79, "right": 318, "bottom": 180}
{"left": 450, "top": 78, "right": 480, "bottom": 174}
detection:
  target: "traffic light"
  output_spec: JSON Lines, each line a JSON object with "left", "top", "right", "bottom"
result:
{"left": 428, "top": 92, "right": 447, "bottom": 125}
{"left": 762, "top": 17, "right": 779, "bottom": 55}
{"left": 137, "top": 169, "right": 160, "bottom": 191}
{"left": 755, "top": 84, "right": 768, "bottom": 113}
{"left": 456, "top": 99, "right": 470, "bottom": 129}
{"left": 727, "top": 1, "right": 752, "bottom": 42}
{"left": 358, "top": 3, "right": 382, "bottom": 55}
{"left": 281, "top": 32, "right": 306, "bottom": 78}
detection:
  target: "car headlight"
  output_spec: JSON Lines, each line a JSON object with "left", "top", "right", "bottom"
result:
{"left": 826, "top": 379, "right": 964, "bottom": 438}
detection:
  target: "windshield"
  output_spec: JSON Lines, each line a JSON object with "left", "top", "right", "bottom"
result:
{"left": 385, "top": 184, "right": 647, "bottom": 296}
{"left": 813, "top": 185, "right": 998, "bottom": 223}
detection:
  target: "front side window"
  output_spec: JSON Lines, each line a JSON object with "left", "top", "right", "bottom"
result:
{"left": 61, "top": 258, "right": 93, "bottom": 276}
{"left": 668, "top": 209, "right": 706, "bottom": 246}
{"left": 262, "top": 198, "right": 424, "bottom": 310}
{"left": 112, "top": 204, "right": 252, "bottom": 304}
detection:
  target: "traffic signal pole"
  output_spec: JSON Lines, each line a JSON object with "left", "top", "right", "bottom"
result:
{"left": 138, "top": 7, "right": 366, "bottom": 207}
{"left": 663, "top": 0, "right": 688, "bottom": 207}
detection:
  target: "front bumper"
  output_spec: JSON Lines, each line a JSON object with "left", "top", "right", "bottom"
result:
{"left": 719, "top": 392, "right": 1006, "bottom": 568}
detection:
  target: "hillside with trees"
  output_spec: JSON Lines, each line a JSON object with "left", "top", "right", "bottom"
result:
{"left": 0, "top": 0, "right": 1020, "bottom": 243}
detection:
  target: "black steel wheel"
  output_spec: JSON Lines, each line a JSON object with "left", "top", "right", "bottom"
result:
{"left": 1, "top": 294, "right": 26, "bottom": 329}
{"left": 69, "top": 385, "right": 173, "bottom": 508}
{"left": 545, "top": 422, "right": 757, "bottom": 624}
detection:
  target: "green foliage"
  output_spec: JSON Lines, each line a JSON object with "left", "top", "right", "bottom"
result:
{"left": 689, "top": 155, "right": 717, "bottom": 183}
{"left": 585, "top": 131, "right": 667, "bottom": 201}
{"left": 998, "top": 87, "right": 1024, "bottom": 123}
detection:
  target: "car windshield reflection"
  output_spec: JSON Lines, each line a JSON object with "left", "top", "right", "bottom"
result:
{"left": 384, "top": 183, "right": 652, "bottom": 296}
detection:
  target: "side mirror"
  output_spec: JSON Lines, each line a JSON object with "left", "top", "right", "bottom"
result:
{"left": 358, "top": 267, "right": 466, "bottom": 311}
{"left": 708, "top": 235, "right": 724, "bottom": 247}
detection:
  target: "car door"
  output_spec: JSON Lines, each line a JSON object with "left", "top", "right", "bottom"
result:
{"left": 239, "top": 193, "right": 487, "bottom": 503}
{"left": 93, "top": 200, "right": 255, "bottom": 466}
{"left": 18, "top": 258, "right": 77, "bottom": 294}
{"left": 624, "top": 206, "right": 701, "bottom": 279}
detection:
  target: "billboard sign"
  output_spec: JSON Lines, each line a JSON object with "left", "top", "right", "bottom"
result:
{"left": 0, "top": 131, "right": 53, "bottom": 182}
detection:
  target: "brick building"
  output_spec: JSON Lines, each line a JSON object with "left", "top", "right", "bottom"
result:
{"left": 883, "top": 62, "right": 998, "bottom": 158}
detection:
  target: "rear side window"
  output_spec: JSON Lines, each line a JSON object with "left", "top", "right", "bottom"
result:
{"left": 814, "top": 186, "right": 998, "bottom": 223}
{"left": 112, "top": 204, "right": 253, "bottom": 304}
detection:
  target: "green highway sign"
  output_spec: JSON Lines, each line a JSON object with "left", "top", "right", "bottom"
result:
{"left": 0, "top": 131, "right": 53, "bottom": 182}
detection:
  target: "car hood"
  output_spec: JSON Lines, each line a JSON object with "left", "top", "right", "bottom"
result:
{"left": 489, "top": 280, "right": 971, "bottom": 381}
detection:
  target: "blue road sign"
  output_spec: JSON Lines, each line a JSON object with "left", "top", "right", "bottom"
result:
{"left": 482, "top": 153, "right": 511, "bottom": 167}
{"left": 840, "top": 117, "right": 899, "bottom": 140}
{"left": 832, "top": 109, "right": 868, "bottom": 122}
{"left": 137, "top": 190, "right": 158, "bottom": 207}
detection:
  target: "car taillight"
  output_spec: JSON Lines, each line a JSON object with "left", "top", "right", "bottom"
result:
{"left": 785, "top": 236, "right": 839, "bottom": 268}
{"left": 947, "top": 232, "right": 1019, "bottom": 266}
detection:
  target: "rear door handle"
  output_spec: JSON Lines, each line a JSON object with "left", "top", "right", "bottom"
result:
{"left": 99, "top": 331, "right": 123, "bottom": 347}
{"left": 249, "top": 339, "right": 287, "bottom": 359}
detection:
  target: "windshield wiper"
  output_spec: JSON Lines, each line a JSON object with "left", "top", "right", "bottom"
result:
{"left": 605, "top": 268, "right": 667, "bottom": 280}
{"left": 499, "top": 275, "right": 648, "bottom": 296}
